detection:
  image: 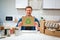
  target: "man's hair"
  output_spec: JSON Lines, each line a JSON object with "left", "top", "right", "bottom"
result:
{"left": 25, "top": 6, "right": 32, "bottom": 10}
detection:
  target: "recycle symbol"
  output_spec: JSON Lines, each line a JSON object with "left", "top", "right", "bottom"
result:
{"left": 25, "top": 18, "right": 31, "bottom": 24}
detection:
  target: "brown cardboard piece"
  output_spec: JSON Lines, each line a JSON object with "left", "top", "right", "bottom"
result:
{"left": 40, "top": 20, "right": 45, "bottom": 33}
{"left": 45, "top": 29, "right": 60, "bottom": 37}
{"left": 22, "top": 16, "right": 34, "bottom": 26}
{"left": 45, "top": 29, "right": 55, "bottom": 36}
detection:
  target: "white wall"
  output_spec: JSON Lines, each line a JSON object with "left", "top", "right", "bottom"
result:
{"left": 0, "top": 0, "right": 60, "bottom": 27}
{"left": 0, "top": 0, "right": 19, "bottom": 27}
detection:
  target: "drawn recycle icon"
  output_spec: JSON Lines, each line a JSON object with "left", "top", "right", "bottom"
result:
{"left": 25, "top": 18, "right": 31, "bottom": 24}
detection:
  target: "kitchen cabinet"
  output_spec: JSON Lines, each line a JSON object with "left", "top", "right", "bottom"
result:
{"left": 15, "top": 0, "right": 28, "bottom": 8}
{"left": 29, "top": 0, "right": 42, "bottom": 9}
{"left": 15, "top": 0, "right": 41, "bottom": 9}
{"left": 43, "top": 0, "right": 60, "bottom": 9}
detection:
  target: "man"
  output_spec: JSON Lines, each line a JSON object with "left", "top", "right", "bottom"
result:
{"left": 16, "top": 6, "right": 40, "bottom": 30}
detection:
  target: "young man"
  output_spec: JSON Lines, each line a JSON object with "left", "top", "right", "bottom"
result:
{"left": 16, "top": 6, "right": 40, "bottom": 30}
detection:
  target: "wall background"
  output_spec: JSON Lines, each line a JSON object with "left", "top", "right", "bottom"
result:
{"left": 0, "top": 0, "right": 60, "bottom": 27}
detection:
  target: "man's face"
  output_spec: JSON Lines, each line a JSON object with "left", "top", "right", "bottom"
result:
{"left": 25, "top": 8, "right": 32, "bottom": 16}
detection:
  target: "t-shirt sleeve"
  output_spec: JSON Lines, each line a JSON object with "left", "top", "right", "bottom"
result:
{"left": 16, "top": 18, "right": 22, "bottom": 27}
{"left": 35, "top": 18, "right": 40, "bottom": 27}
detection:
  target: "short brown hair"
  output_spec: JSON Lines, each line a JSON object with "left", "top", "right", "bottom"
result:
{"left": 25, "top": 6, "right": 32, "bottom": 10}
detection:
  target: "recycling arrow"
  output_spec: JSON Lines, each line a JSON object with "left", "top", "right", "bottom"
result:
{"left": 25, "top": 18, "right": 31, "bottom": 24}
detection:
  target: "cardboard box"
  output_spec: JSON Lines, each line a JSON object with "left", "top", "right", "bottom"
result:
{"left": 45, "top": 29, "right": 60, "bottom": 37}
{"left": 40, "top": 20, "right": 60, "bottom": 37}
{"left": 57, "top": 27, "right": 60, "bottom": 30}
{"left": 40, "top": 27, "right": 45, "bottom": 33}
{"left": 40, "top": 20, "right": 45, "bottom": 33}
{"left": 22, "top": 16, "right": 34, "bottom": 26}
{"left": 45, "top": 29, "right": 55, "bottom": 36}
{"left": 54, "top": 31, "right": 60, "bottom": 37}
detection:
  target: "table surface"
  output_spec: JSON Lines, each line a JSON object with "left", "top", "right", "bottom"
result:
{"left": 0, "top": 31, "right": 60, "bottom": 40}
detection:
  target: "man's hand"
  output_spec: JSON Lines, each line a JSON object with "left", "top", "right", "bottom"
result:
{"left": 34, "top": 22, "right": 40, "bottom": 30}
{"left": 18, "top": 22, "right": 23, "bottom": 27}
{"left": 34, "top": 22, "right": 38, "bottom": 27}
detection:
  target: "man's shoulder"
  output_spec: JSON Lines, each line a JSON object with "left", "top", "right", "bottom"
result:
{"left": 18, "top": 18, "right": 22, "bottom": 21}
{"left": 34, "top": 17, "right": 38, "bottom": 20}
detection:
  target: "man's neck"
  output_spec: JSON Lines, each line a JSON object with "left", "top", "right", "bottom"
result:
{"left": 26, "top": 15, "right": 32, "bottom": 17}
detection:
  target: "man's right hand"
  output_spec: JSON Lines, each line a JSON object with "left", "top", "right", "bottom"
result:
{"left": 18, "top": 22, "right": 23, "bottom": 27}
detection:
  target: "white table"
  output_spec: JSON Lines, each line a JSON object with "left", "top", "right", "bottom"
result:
{"left": 0, "top": 31, "right": 60, "bottom": 40}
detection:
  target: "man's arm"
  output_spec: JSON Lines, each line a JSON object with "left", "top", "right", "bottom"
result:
{"left": 35, "top": 18, "right": 40, "bottom": 27}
